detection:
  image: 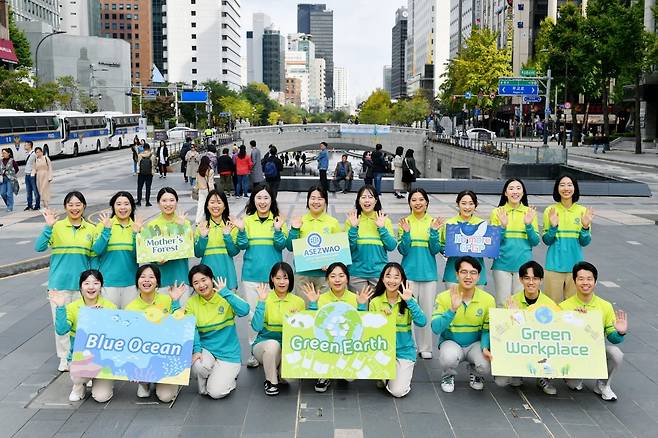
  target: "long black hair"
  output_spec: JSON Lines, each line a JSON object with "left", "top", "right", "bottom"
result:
{"left": 109, "top": 191, "right": 136, "bottom": 220}
{"left": 1, "top": 148, "right": 14, "bottom": 159}
{"left": 553, "top": 173, "right": 580, "bottom": 203}
{"left": 372, "top": 262, "right": 408, "bottom": 315}
{"left": 497, "top": 178, "right": 529, "bottom": 207}
{"left": 204, "top": 189, "right": 230, "bottom": 223}
{"left": 246, "top": 183, "right": 279, "bottom": 217}
{"left": 355, "top": 185, "right": 382, "bottom": 216}
{"left": 198, "top": 156, "right": 212, "bottom": 178}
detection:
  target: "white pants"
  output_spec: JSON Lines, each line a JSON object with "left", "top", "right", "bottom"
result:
{"left": 253, "top": 339, "right": 281, "bottom": 384}
{"left": 158, "top": 286, "right": 192, "bottom": 308}
{"left": 438, "top": 340, "right": 490, "bottom": 377}
{"left": 192, "top": 349, "right": 241, "bottom": 399}
{"left": 386, "top": 359, "right": 415, "bottom": 398}
{"left": 49, "top": 289, "right": 77, "bottom": 359}
{"left": 241, "top": 281, "right": 261, "bottom": 344}
{"left": 492, "top": 270, "right": 520, "bottom": 307}
{"left": 294, "top": 275, "right": 327, "bottom": 303}
{"left": 103, "top": 286, "right": 138, "bottom": 309}
{"left": 350, "top": 276, "right": 378, "bottom": 293}
{"left": 195, "top": 188, "right": 209, "bottom": 224}
{"left": 155, "top": 383, "right": 179, "bottom": 403}
{"left": 410, "top": 280, "right": 437, "bottom": 354}
{"left": 70, "top": 375, "right": 114, "bottom": 402}
{"left": 566, "top": 345, "right": 623, "bottom": 388}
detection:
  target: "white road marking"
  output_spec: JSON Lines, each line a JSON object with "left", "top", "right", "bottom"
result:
{"left": 16, "top": 240, "right": 31, "bottom": 245}
{"left": 626, "top": 241, "right": 641, "bottom": 245}
{"left": 0, "top": 313, "right": 6, "bottom": 318}
{"left": 600, "top": 281, "right": 620, "bottom": 288}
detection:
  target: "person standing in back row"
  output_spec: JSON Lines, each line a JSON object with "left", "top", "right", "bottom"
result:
{"left": 156, "top": 140, "right": 169, "bottom": 179}
{"left": 23, "top": 140, "right": 40, "bottom": 210}
{"left": 180, "top": 138, "right": 192, "bottom": 183}
{"left": 262, "top": 145, "right": 283, "bottom": 198}
{"left": 250, "top": 140, "right": 264, "bottom": 190}
{"left": 371, "top": 143, "right": 386, "bottom": 195}
{"left": 317, "top": 142, "right": 329, "bottom": 192}
{"left": 136, "top": 144, "right": 157, "bottom": 206}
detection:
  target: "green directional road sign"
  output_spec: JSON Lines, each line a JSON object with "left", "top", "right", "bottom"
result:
{"left": 520, "top": 68, "right": 536, "bottom": 77}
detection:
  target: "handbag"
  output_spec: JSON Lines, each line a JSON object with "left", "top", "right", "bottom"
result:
{"left": 402, "top": 159, "right": 415, "bottom": 183}
{"left": 12, "top": 178, "right": 19, "bottom": 195}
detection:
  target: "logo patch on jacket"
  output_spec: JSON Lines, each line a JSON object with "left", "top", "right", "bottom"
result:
{"left": 476, "top": 308, "right": 483, "bottom": 317}
{"left": 218, "top": 306, "right": 225, "bottom": 314}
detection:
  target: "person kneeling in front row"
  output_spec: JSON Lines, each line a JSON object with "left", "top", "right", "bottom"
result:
{"left": 432, "top": 256, "right": 496, "bottom": 392}
{"left": 560, "top": 261, "right": 627, "bottom": 401}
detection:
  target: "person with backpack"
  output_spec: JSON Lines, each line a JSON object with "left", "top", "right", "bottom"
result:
{"left": 217, "top": 148, "right": 235, "bottom": 196}
{"left": 179, "top": 138, "right": 192, "bottom": 183}
{"left": 1, "top": 148, "right": 19, "bottom": 212}
{"left": 136, "top": 144, "right": 157, "bottom": 206}
{"left": 262, "top": 145, "right": 283, "bottom": 198}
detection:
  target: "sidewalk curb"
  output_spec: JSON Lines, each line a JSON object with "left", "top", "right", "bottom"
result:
{"left": 0, "top": 256, "right": 50, "bottom": 279}
{"left": 568, "top": 151, "right": 658, "bottom": 169}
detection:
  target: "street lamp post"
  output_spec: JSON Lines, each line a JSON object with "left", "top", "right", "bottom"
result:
{"left": 34, "top": 31, "right": 66, "bottom": 84}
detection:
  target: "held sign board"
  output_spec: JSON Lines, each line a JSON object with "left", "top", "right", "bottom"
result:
{"left": 444, "top": 222, "right": 501, "bottom": 258}
{"left": 490, "top": 308, "right": 608, "bottom": 379}
{"left": 281, "top": 302, "right": 396, "bottom": 379}
{"left": 292, "top": 232, "right": 352, "bottom": 272}
{"left": 136, "top": 222, "right": 195, "bottom": 263}
{"left": 70, "top": 308, "right": 195, "bottom": 385}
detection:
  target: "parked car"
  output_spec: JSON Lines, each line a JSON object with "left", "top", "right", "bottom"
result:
{"left": 167, "top": 126, "right": 198, "bottom": 140}
{"left": 465, "top": 128, "right": 497, "bottom": 141}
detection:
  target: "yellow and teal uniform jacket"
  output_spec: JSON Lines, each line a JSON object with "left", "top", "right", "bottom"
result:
{"left": 307, "top": 289, "right": 367, "bottom": 311}
{"left": 55, "top": 297, "right": 117, "bottom": 360}
{"left": 397, "top": 213, "right": 441, "bottom": 281}
{"left": 489, "top": 203, "right": 540, "bottom": 272}
{"left": 542, "top": 202, "right": 591, "bottom": 273}
{"left": 560, "top": 294, "right": 624, "bottom": 344}
{"left": 35, "top": 218, "right": 97, "bottom": 291}
{"left": 345, "top": 213, "right": 396, "bottom": 279}
{"left": 251, "top": 291, "right": 306, "bottom": 347}
{"left": 194, "top": 219, "right": 240, "bottom": 290}
{"left": 287, "top": 212, "right": 342, "bottom": 277}
{"left": 237, "top": 213, "right": 288, "bottom": 283}
{"left": 92, "top": 218, "right": 137, "bottom": 288}
{"left": 439, "top": 214, "right": 487, "bottom": 285}
{"left": 369, "top": 294, "right": 426, "bottom": 362}
{"left": 508, "top": 290, "right": 557, "bottom": 309}
{"left": 148, "top": 214, "right": 192, "bottom": 287}
{"left": 431, "top": 287, "right": 496, "bottom": 349}
{"left": 125, "top": 293, "right": 181, "bottom": 314}
{"left": 185, "top": 288, "right": 250, "bottom": 363}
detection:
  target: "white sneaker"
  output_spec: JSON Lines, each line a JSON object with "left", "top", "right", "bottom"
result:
{"left": 58, "top": 358, "right": 69, "bottom": 372}
{"left": 68, "top": 384, "right": 85, "bottom": 402}
{"left": 137, "top": 383, "right": 151, "bottom": 398}
{"left": 86, "top": 380, "right": 93, "bottom": 388}
{"left": 566, "top": 380, "right": 583, "bottom": 391}
{"left": 510, "top": 377, "right": 523, "bottom": 387}
{"left": 419, "top": 351, "right": 433, "bottom": 360}
{"left": 538, "top": 378, "right": 557, "bottom": 395}
{"left": 441, "top": 375, "right": 455, "bottom": 393}
{"left": 197, "top": 376, "right": 208, "bottom": 395}
{"left": 469, "top": 373, "right": 484, "bottom": 391}
{"left": 246, "top": 355, "right": 260, "bottom": 368}
{"left": 593, "top": 380, "right": 617, "bottom": 401}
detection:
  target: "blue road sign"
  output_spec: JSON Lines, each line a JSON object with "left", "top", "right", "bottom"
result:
{"left": 464, "top": 91, "right": 473, "bottom": 99}
{"left": 523, "top": 95, "right": 542, "bottom": 103}
{"left": 180, "top": 91, "right": 209, "bottom": 103}
{"left": 143, "top": 89, "right": 159, "bottom": 96}
{"left": 498, "top": 84, "right": 539, "bottom": 96}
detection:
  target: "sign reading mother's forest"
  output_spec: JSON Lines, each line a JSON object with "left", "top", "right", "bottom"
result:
{"left": 70, "top": 307, "right": 195, "bottom": 385}
{"left": 136, "top": 222, "right": 194, "bottom": 263}
{"left": 490, "top": 307, "right": 608, "bottom": 379}
{"left": 282, "top": 302, "right": 396, "bottom": 379}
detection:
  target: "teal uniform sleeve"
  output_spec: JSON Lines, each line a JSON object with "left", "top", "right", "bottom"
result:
{"left": 286, "top": 228, "right": 300, "bottom": 251}
{"left": 251, "top": 301, "right": 266, "bottom": 332}
{"left": 429, "top": 228, "right": 441, "bottom": 255}
{"left": 407, "top": 298, "right": 427, "bottom": 327}
{"left": 236, "top": 229, "right": 249, "bottom": 249}
{"left": 219, "top": 287, "right": 250, "bottom": 317}
{"left": 542, "top": 225, "right": 558, "bottom": 245}
{"left": 357, "top": 303, "right": 367, "bottom": 311}
{"left": 273, "top": 229, "right": 287, "bottom": 251}
{"left": 193, "top": 328, "right": 201, "bottom": 354}
{"left": 397, "top": 231, "right": 411, "bottom": 256}
{"left": 481, "top": 331, "right": 490, "bottom": 350}
{"left": 92, "top": 227, "right": 111, "bottom": 255}
{"left": 35, "top": 225, "right": 53, "bottom": 252}
{"left": 526, "top": 223, "right": 540, "bottom": 247}
{"left": 579, "top": 228, "right": 592, "bottom": 247}
{"left": 171, "top": 300, "right": 181, "bottom": 313}
{"left": 347, "top": 226, "right": 359, "bottom": 253}
{"left": 307, "top": 301, "right": 318, "bottom": 311}
{"left": 607, "top": 331, "right": 624, "bottom": 344}
{"left": 431, "top": 309, "right": 455, "bottom": 335}
{"left": 224, "top": 233, "right": 240, "bottom": 257}
{"left": 379, "top": 226, "right": 397, "bottom": 251}
{"left": 54, "top": 306, "right": 71, "bottom": 336}
{"left": 194, "top": 235, "right": 208, "bottom": 258}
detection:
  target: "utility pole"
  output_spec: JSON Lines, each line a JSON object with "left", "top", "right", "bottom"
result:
{"left": 544, "top": 69, "right": 551, "bottom": 146}
{"left": 174, "top": 85, "right": 179, "bottom": 125}
{"left": 138, "top": 83, "right": 143, "bottom": 116}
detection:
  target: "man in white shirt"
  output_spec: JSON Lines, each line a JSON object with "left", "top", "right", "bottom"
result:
{"left": 23, "top": 141, "right": 40, "bottom": 210}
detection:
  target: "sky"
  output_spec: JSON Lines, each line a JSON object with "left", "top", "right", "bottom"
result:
{"left": 241, "top": 0, "right": 407, "bottom": 105}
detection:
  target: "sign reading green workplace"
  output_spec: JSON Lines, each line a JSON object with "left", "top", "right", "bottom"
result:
{"left": 490, "top": 308, "right": 608, "bottom": 379}
{"left": 282, "top": 302, "right": 396, "bottom": 379}
{"left": 136, "top": 222, "right": 195, "bottom": 264}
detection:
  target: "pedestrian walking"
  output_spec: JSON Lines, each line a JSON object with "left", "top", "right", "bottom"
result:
{"left": 392, "top": 146, "right": 405, "bottom": 198}
{"left": 136, "top": 144, "right": 157, "bottom": 206}
{"left": 371, "top": 143, "right": 386, "bottom": 195}
{"left": 401, "top": 149, "right": 419, "bottom": 193}
{"left": 235, "top": 145, "right": 253, "bottom": 198}
{"left": 216, "top": 148, "right": 235, "bottom": 195}
{"left": 262, "top": 145, "right": 283, "bottom": 198}
{"left": 194, "top": 156, "right": 215, "bottom": 224}
{"left": 185, "top": 144, "right": 201, "bottom": 187}
{"left": 23, "top": 140, "right": 40, "bottom": 210}
{"left": 0, "top": 148, "right": 19, "bottom": 212}
{"left": 301, "top": 153, "right": 307, "bottom": 175}
{"left": 250, "top": 140, "right": 264, "bottom": 189}
{"left": 130, "top": 138, "right": 140, "bottom": 174}
{"left": 180, "top": 138, "right": 192, "bottom": 182}
{"left": 156, "top": 140, "right": 169, "bottom": 178}
{"left": 316, "top": 141, "right": 329, "bottom": 192}
{"left": 33, "top": 147, "right": 53, "bottom": 208}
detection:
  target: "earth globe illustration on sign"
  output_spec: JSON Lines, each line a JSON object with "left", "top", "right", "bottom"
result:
{"left": 314, "top": 302, "right": 363, "bottom": 343}
{"left": 534, "top": 306, "right": 554, "bottom": 325}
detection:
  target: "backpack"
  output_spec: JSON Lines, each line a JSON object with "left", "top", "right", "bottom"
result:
{"left": 139, "top": 156, "right": 153, "bottom": 175}
{"left": 263, "top": 159, "right": 278, "bottom": 178}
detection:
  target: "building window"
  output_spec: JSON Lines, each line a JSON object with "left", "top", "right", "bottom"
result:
{"left": 127, "top": 33, "right": 132, "bottom": 39}
{"left": 134, "top": 23, "right": 139, "bottom": 29}
{"left": 120, "top": 33, "right": 125, "bottom": 38}
{"left": 119, "top": 13, "right": 124, "bottom": 19}
{"left": 112, "top": 33, "right": 117, "bottom": 38}
{"left": 135, "top": 33, "right": 139, "bottom": 38}
{"left": 126, "top": 13, "right": 131, "bottom": 19}
{"left": 127, "top": 23, "right": 132, "bottom": 29}
{"left": 126, "top": 4, "right": 131, "bottom": 9}
{"left": 112, "top": 4, "right": 117, "bottom": 10}
{"left": 191, "top": 22, "right": 196, "bottom": 28}
{"left": 111, "top": 23, "right": 117, "bottom": 29}
{"left": 191, "top": 34, "right": 196, "bottom": 39}
{"left": 111, "top": 13, "right": 116, "bottom": 19}
{"left": 136, "top": 62, "right": 140, "bottom": 68}
{"left": 192, "top": 45, "right": 197, "bottom": 50}
{"left": 191, "top": 0, "right": 196, "bottom": 3}
{"left": 104, "top": 13, "right": 109, "bottom": 19}
{"left": 119, "top": 3, "right": 124, "bottom": 9}
{"left": 192, "top": 68, "right": 197, "bottom": 74}
{"left": 192, "top": 57, "right": 197, "bottom": 62}
{"left": 192, "top": 80, "right": 197, "bottom": 86}
{"left": 133, "top": 13, "right": 138, "bottom": 19}
{"left": 191, "top": 10, "right": 196, "bottom": 16}
{"left": 119, "top": 23, "right": 124, "bottom": 29}
{"left": 134, "top": 3, "right": 138, "bottom": 10}
{"left": 222, "top": 69, "right": 227, "bottom": 74}
{"left": 134, "top": 43, "right": 140, "bottom": 49}
{"left": 104, "top": 23, "right": 110, "bottom": 29}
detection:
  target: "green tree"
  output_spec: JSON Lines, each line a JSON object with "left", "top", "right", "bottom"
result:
{"left": 329, "top": 110, "right": 348, "bottom": 123}
{"left": 358, "top": 89, "right": 391, "bottom": 124}
{"left": 8, "top": 9, "right": 32, "bottom": 68}
{"left": 390, "top": 94, "right": 430, "bottom": 126}
{"left": 56, "top": 76, "right": 78, "bottom": 110}
{"left": 279, "top": 104, "right": 306, "bottom": 124}
{"left": 267, "top": 111, "right": 281, "bottom": 125}
{"left": 240, "top": 83, "right": 279, "bottom": 125}
{"left": 79, "top": 92, "right": 99, "bottom": 113}
{"left": 142, "top": 95, "right": 175, "bottom": 128}
{"left": 219, "top": 96, "right": 254, "bottom": 120}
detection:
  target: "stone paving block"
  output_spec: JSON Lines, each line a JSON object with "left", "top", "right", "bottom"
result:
{"left": 299, "top": 393, "right": 334, "bottom": 422}
{"left": 332, "top": 407, "right": 362, "bottom": 430}
{"left": 12, "top": 419, "right": 67, "bottom": 438}
{"left": 82, "top": 409, "right": 139, "bottom": 438}
{"left": 183, "top": 386, "right": 253, "bottom": 427}
{"left": 437, "top": 387, "right": 512, "bottom": 429}
{"left": 332, "top": 388, "right": 360, "bottom": 409}
{"left": 31, "top": 408, "right": 75, "bottom": 421}
{"left": 399, "top": 412, "right": 453, "bottom": 437}
{"left": 121, "top": 424, "right": 183, "bottom": 438}
{"left": 297, "top": 420, "right": 335, "bottom": 438}
{"left": 360, "top": 411, "right": 403, "bottom": 438}
{"left": 53, "top": 433, "right": 84, "bottom": 438}
{"left": 394, "top": 382, "right": 442, "bottom": 414}
{"left": 180, "top": 425, "right": 242, "bottom": 438}
{"left": 0, "top": 405, "right": 37, "bottom": 437}
{"left": 56, "top": 411, "right": 100, "bottom": 434}
{"left": 241, "top": 392, "right": 297, "bottom": 434}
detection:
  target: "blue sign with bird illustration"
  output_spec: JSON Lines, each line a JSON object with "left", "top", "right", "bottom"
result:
{"left": 70, "top": 307, "right": 195, "bottom": 385}
{"left": 444, "top": 222, "right": 501, "bottom": 258}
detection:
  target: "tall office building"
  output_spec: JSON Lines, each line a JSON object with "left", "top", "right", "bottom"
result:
{"left": 391, "top": 6, "right": 408, "bottom": 99}
{"left": 246, "top": 12, "right": 271, "bottom": 84}
{"left": 333, "top": 66, "right": 348, "bottom": 110}
{"left": 383, "top": 66, "right": 392, "bottom": 95}
{"left": 59, "top": 0, "right": 101, "bottom": 36}
{"left": 285, "top": 50, "right": 310, "bottom": 108}
{"left": 297, "top": 4, "right": 333, "bottom": 109}
{"left": 309, "top": 57, "right": 326, "bottom": 112}
{"left": 164, "top": 0, "right": 241, "bottom": 89}
{"left": 151, "top": 0, "right": 164, "bottom": 77}
{"left": 8, "top": 0, "right": 59, "bottom": 28}
{"left": 449, "top": 0, "right": 483, "bottom": 58}
{"left": 262, "top": 27, "right": 285, "bottom": 92}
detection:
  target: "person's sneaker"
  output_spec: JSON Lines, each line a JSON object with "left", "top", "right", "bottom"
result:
{"left": 469, "top": 373, "right": 484, "bottom": 391}
{"left": 441, "top": 375, "right": 455, "bottom": 393}
{"left": 137, "top": 383, "right": 151, "bottom": 398}
{"left": 538, "top": 378, "right": 557, "bottom": 395}
{"left": 419, "top": 351, "right": 432, "bottom": 359}
{"left": 566, "top": 380, "right": 583, "bottom": 391}
{"left": 510, "top": 377, "right": 523, "bottom": 387}
{"left": 376, "top": 379, "right": 386, "bottom": 389}
{"left": 86, "top": 380, "right": 93, "bottom": 388}
{"left": 58, "top": 358, "right": 69, "bottom": 372}
{"left": 68, "top": 384, "right": 85, "bottom": 402}
{"left": 593, "top": 380, "right": 617, "bottom": 401}
{"left": 136, "top": 202, "right": 142, "bottom": 206}
{"left": 314, "top": 379, "right": 331, "bottom": 393}
{"left": 246, "top": 355, "right": 260, "bottom": 368}
{"left": 264, "top": 380, "right": 279, "bottom": 396}
{"left": 24, "top": 206, "right": 32, "bottom": 211}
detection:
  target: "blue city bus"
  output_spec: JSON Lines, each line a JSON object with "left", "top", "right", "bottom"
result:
{"left": 0, "top": 109, "right": 63, "bottom": 161}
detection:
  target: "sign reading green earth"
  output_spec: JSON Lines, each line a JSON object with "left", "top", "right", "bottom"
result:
{"left": 282, "top": 302, "right": 396, "bottom": 379}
